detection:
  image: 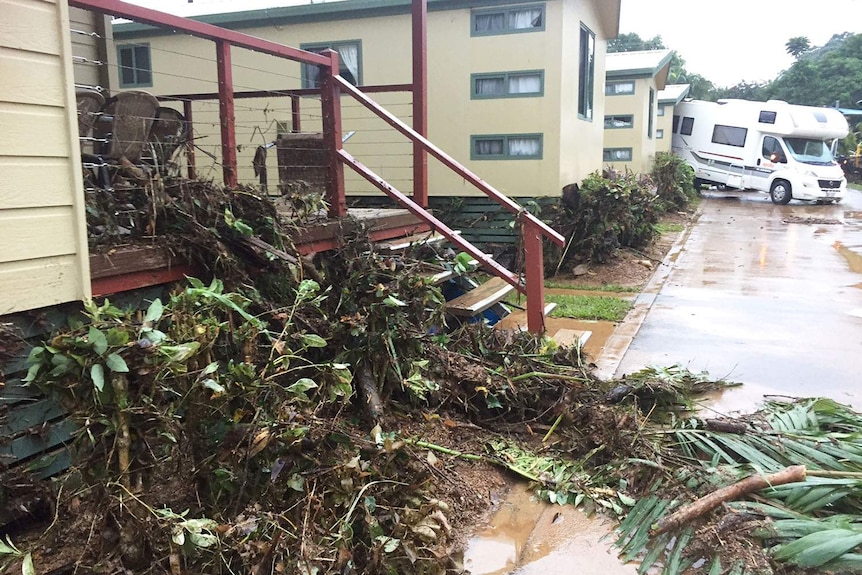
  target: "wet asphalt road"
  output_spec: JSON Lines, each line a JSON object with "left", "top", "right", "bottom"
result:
{"left": 614, "top": 187, "right": 862, "bottom": 414}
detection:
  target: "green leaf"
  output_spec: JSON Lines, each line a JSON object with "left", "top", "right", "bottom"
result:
{"left": 105, "top": 328, "right": 130, "bottom": 347}
{"left": 144, "top": 299, "right": 164, "bottom": 323}
{"left": 201, "top": 361, "right": 219, "bottom": 376}
{"left": 0, "top": 535, "right": 21, "bottom": 555}
{"left": 106, "top": 353, "right": 129, "bottom": 373}
{"left": 773, "top": 529, "right": 862, "bottom": 567}
{"left": 287, "top": 473, "right": 305, "bottom": 492}
{"left": 301, "top": 334, "right": 328, "bottom": 348}
{"left": 91, "top": 364, "right": 105, "bottom": 392}
{"left": 382, "top": 295, "right": 407, "bottom": 307}
{"left": 376, "top": 535, "right": 401, "bottom": 553}
{"left": 21, "top": 552, "right": 35, "bottom": 575}
{"left": 297, "top": 279, "right": 320, "bottom": 300}
{"left": 619, "top": 493, "right": 636, "bottom": 506}
{"left": 201, "top": 379, "right": 226, "bottom": 396}
{"left": 88, "top": 327, "right": 108, "bottom": 355}
{"left": 160, "top": 342, "right": 201, "bottom": 364}
{"left": 22, "top": 363, "right": 41, "bottom": 383}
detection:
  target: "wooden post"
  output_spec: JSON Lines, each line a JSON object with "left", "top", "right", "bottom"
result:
{"left": 182, "top": 99, "right": 196, "bottom": 179}
{"left": 412, "top": 0, "right": 428, "bottom": 208}
{"left": 216, "top": 40, "right": 237, "bottom": 188}
{"left": 291, "top": 95, "right": 301, "bottom": 133}
{"left": 523, "top": 218, "right": 546, "bottom": 334}
{"left": 320, "top": 50, "right": 347, "bottom": 218}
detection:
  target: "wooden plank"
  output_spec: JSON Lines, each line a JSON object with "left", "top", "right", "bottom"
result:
{"left": 0, "top": 48, "right": 64, "bottom": 106}
{"left": 375, "top": 231, "right": 451, "bottom": 253}
{"left": 0, "top": 417, "right": 76, "bottom": 464}
{"left": 444, "top": 277, "right": 515, "bottom": 317}
{"left": 0, "top": 103, "right": 71, "bottom": 157}
{"left": 0, "top": 0, "right": 62, "bottom": 55}
{"left": 89, "top": 245, "right": 182, "bottom": 279}
{"left": 0, "top": 397, "right": 67, "bottom": 437}
{"left": 0, "top": 158, "right": 74, "bottom": 209}
{"left": 0, "top": 207, "right": 77, "bottom": 263}
{"left": 0, "top": 255, "right": 83, "bottom": 315}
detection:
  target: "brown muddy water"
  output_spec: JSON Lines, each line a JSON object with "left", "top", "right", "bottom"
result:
{"left": 463, "top": 486, "right": 637, "bottom": 575}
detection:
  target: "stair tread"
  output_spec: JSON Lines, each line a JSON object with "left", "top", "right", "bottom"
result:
{"left": 550, "top": 328, "right": 592, "bottom": 348}
{"left": 376, "top": 231, "right": 452, "bottom": 252}
{"left": 444, "top": 277, "right": 515, "bottom": 317}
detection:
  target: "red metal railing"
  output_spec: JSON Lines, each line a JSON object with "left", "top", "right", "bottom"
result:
{"left": 68, "top": 0, "right": 562, "bottom": 333}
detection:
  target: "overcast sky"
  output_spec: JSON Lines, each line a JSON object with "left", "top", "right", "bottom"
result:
{"left": 127, "top": 0, "right": 862, "bottom": 89}
{"left": 619, "top": 0, "right": 862, "bottom": 88}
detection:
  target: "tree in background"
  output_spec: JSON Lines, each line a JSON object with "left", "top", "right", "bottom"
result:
{"left": 785, "top": 36, "right": 811, "bottom": 59}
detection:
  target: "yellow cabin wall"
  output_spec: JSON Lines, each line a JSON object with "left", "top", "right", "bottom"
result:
{"left": 656, "top": 103, "right": 673, "bottom": 153}
{"left": 0, "top": 0, "right": 91, "bottom": 314}
{"left": 603, "top": 75, "right": 660, "bottom": 173}
{"left": 112, "top": 0, "right": 612, "bottom": 198}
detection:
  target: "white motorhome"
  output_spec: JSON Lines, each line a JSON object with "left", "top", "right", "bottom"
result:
{"left": 671, "top": 99, "right": 849, "bottom": 204}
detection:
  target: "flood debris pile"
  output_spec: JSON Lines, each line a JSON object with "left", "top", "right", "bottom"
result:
{"left": 4, "top": 181, "right": 862, "bottom": 575}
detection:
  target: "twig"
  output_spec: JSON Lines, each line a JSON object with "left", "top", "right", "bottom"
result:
{"left": 112, "top": 374, "right": 132, "bottom": 489}
{"left": 510, "top": 371, "right": 587, "bottom": 383}
{"left": 650, "top": 465, "right": 807, "bottom": 536}
{"left": 542, "top": 414, "right": 564, "bottom": 443}
{"left": 407, "top": 439, "right": 542, "bottom": 483}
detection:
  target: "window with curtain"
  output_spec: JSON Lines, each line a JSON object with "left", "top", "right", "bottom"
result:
{"left": 605, "top": 81, "right": 635, "bottom": 96}
{"left": 118, "top": 43, "right": 152, "bottom": 88}
{"left": 472, "top": 71, "right": 543, "bottom": 98}
{"left": 301, "top": 40, "right": 362, "bottom": 88}
{"left": 472, "top": 134, "right": 542, "bottom": 160}
{"left": 603, "top": 148, "right": 633, "bottom": 162}
{"left": 577, "top": 24, "right": 594, "bottom": 120}
{"left": 604, "top": 115, "right": 634, "bottom": 129}
{"left": 472, "top": 4, "right": 545, "bottom": 36}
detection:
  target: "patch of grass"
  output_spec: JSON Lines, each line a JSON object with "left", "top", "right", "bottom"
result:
{"left": 850, "top": 183, "right": 862, "bottom": 191}
{"left": 546, "top": 294, "right": 633, "bottom": 322}
{"left": 544, "top": 281, "right": 639, "bottom": 292}
{"left": 655, "top": 222, "right": 684, "bottom": 234}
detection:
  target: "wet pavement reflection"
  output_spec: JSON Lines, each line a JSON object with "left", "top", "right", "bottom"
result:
{"left": 615, "top": 188, "right": 862, "bottom": 414}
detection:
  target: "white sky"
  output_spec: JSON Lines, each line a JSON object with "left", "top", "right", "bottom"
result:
{"left": 126, "top": 0, "right": 862, "bottom": 88}
{"left": 619, "top": 0, "right": 862, "bottom": 88}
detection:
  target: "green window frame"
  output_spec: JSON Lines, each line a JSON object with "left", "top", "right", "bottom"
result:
{"left": 471, "top": 4, "right": 545, "bottom": 37}
{"left": 656, "top": 128, "right": 665, "bottom": 139}
{"left": 605, "top": 81, "right": 635, "bottom": 96}
{"left": 301, "top": 40, "right": 362, "bottom": 88}
{"left": 471, "top": 70, "right": 544, "bottom": 99}
{"left": 117, "top": 43, "right": 152, "bottom": 88}
{"left": 604, "top": 114, "right": 634, "bottom": 129}
{"left": 603, "top": 147, "right": 632, "bottom": 162}
{"left": 657, "top": 104, "right": 666, "bottom": 117}
{"left": 471, "top": 134, "right": 543, "bottom": 160}
{"left": 577, "top": 23, "right": 595, "bottom": 121}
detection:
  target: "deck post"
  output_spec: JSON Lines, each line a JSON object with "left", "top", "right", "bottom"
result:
{"left": 411, "top": 0, "right": 428, "bottom": 208}
{"left": 290, "top": 95, "right": 302, "bottom": 133}
{"left": 215, "top": 40, "right": 237, "bottom": 188}
{"left": 523, "top": 218, "right": 546, "bottom": 334}
{"left": 182, "top": 100, "right": 197, "bottom": 179}
{"left": 320, "top": 50, "right": 347, "bottom": 218}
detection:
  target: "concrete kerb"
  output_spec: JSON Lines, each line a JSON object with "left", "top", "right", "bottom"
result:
{"left": 592, "top": 203, "right": 705, "bottom": 380}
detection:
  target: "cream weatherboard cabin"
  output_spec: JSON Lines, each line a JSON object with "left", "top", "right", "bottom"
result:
{"left": 656, "top": 83, "right": 690, "bottom": 154}
{"left": 602, "top": 49, "right": 673, "bottom": 173}
{"left": 111, "top": 0, "right": 621, "bottom": 202}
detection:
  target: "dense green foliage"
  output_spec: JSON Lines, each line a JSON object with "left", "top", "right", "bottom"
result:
{"left": 650, "top": 152, "right": 698, "bottom": 212}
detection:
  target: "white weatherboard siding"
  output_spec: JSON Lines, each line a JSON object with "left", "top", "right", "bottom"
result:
{"left": 0, "top": 0, "right": 91, "bottom": 314}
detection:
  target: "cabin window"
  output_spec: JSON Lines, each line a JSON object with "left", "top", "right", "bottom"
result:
{"left": 471, "top": 134, "right": 543, "bottom": 160}
{"left": 657, "top": 105, "right": 666, "bottom": 117}
{"left": 605, "top": 81, "right": 635, "bottom": 96}
{"left": 117, "top": 43, "right": 152, "bottom": 88}
{"left": 648, "top": 88, "right": 655, "bottom": 139}
{"left": 472, "top": 70, "right": 544, "bottom": 99}
{"left": 472, "top": 4, "right": 545, "bottom": 36}
{"left": 301, "top": 41, "right": 362, "bottom": 88}
{"left": 680, "top": 116, "right": 694, "bottom": 136}
{"left": 672, "top": 115, "right": 681, "bottom": 133}
{"left": 656, "top": 129, "right": 665, "bottom": 139}
{"left": 712, "top": 124, "right": 748, "bottom": 147}
{"left": 603, "top": 147, "right": 632, "bottom": 162}
{"left": 604, "top": 115, "right": 634, "bottom": 129}
{"left": 759, "top": 111, "right": 777, "bottom": 124}
{"left": 577, "top": 23, "right": 595, "bottom": 120}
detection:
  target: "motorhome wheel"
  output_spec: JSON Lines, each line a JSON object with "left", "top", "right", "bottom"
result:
{"left": 770, "top": 180, "right": 792, "bottom": 205}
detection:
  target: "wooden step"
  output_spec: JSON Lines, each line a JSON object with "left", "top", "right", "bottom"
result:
{"left": 375, "top": 231, "right": 453, "bottom": 253}
{"left": 444, "top": 276, "right": 515, "bottom": 317}
{"left": 550, "top": 328, "right": 592, "bottom": 348}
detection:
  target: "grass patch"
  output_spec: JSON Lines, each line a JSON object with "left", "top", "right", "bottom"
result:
{"left": 546, "top": 294, "right": 633, "bottom": 322}
{"left": 544, "top": 280, "right": 639, "bottom": 292}
{"left": 655, "top": 222, "right": 684, "bottom": 234}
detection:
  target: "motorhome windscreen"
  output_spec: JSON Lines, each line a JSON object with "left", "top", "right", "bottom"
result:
{"left": 784, "top": 138, "right": 835, "bottom": 165}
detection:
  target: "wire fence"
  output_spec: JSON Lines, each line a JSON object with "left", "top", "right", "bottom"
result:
{"left": 72, "top": 22, "right": 418, "bottom": 196}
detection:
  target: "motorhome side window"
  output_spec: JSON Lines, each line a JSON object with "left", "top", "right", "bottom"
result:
{"left": 680, "top": 117, "right": 694, "bottom": 136}
{"left": 762, "top": 136, "right": 786, "bottom": 163}
{"left": 712, "top": 124, "right": 747, "bottom": 147}
{"left": 759, "top": 111, "right": 777, "bottom": 124}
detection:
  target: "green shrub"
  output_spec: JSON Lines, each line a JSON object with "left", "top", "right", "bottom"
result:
{"left": 650, "top": 152, "right": 697, "bottom": 211}
{"left": 544, "top": 169, "right": 659, "bottom": 271}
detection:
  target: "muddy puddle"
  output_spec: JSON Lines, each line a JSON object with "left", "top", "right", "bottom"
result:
{"left": 464, "top": 486, "right": 637, "bottom": 575}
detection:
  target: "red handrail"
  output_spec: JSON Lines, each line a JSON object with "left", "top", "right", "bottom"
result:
{"left": 334, "top": 76, "right": 565, "bottom": 248}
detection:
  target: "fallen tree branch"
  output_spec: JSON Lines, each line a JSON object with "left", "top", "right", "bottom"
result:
{"left": 650, "top": 465, "right": 806, "bottom": 536}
